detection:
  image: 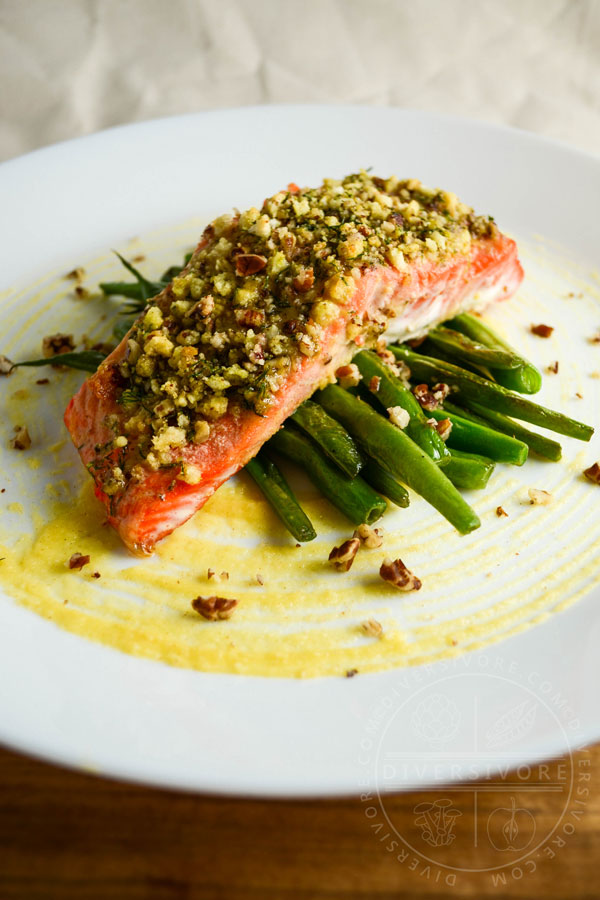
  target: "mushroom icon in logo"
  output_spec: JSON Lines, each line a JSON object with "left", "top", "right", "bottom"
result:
{"left": 413, "top": 799, "right": 462, "bottom": 847}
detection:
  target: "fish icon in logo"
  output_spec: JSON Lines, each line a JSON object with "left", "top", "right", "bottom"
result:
{"left": 485, "top": 700, "right": 537, "bottom": 749}
{"left": 414, "top": 799, "right": 462, "bottom": 847}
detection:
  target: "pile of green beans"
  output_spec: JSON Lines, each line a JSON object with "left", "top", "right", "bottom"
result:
{"left": 14, "top": 253, "right": 595, "bottom": 546}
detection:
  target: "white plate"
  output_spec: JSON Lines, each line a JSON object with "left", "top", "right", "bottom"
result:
{"left": 0, "top": 106, "right": 599, "bottom": 797}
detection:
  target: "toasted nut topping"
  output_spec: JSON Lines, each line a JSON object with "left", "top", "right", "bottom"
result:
{"left": 329, "top": 537, "right": 360, "bottom": 572}
{"left": 546, "top": 361, "right": 559, "bottom": 374}
{"left": 69, "top": 552, "right": 90, "bottom": 570}
{"left": 192, "top": 595, "right": 238, "bottom": 621}
{"left": 345, "top": 668, "right": 359, "bottom": 678}
{"left": 496, "top": 506, "right": 509, "bottom": 517}
{"left": 435, "top": 417, "right": 453, "bottom": 441}
{"left": 10, "top": 425, "right": 31, "bottom": 450}
{"left": 368, "top": 375, "right": 381, "bottom": 393}
{"left": 354, "top": 523, "right": 384, "bottom": 548}
{"left": 528, "top": 488, "right": 553, "bottom": 505}
{"left": 66, "top": 267, "right": 85, "bottom": 281}
{"left": 583, "top": 462, "right": 600, "bottom": 484}
{"left": 256, "top": 573, "right": 265, "bottom": 585}
{"left": 292, "top": 267, "right": 314, "bottom": 293}
{"left": 335, "top": 363, "right": 361, "bottom": 388}
{"left": 379, "top": 556, "right": 422, "bottom": 591}
{"left": 589, "top": 333, "right": 600, "bottom": 344}
{"left": 413, "top": 383, "right": 438, "bottom": 411}
{"left": 375, "top": 337, "right": 396, "bottom": 366}
{"left": 42, "top": 333, "right": 75, "bottom": 359}
{"left": 530, "top": 323, "right": 554, "bottom": 338}
{"left": 74, "top": 286, "right": 90, "bottom": 299}
{"left": 361, "top": 618, "right": 383, "bottom": 638}
{"left": 235, "top": 253, "right": 267, "bottom": 276}
{"left": 432, "top": 383, "right": 451, "bottom": 402}
{"left": 207, "top": 569, "right": 229, "bottom": 582}
{"left": 0, "top": 355, "right": 14, "bottom": 375}
{"left": 190, "top": 295, "right": 215, "bottom": 317}
{"left": 387, "top": 405, "right": 410, "bottom": 429}
{"left": 36, "top": 378, "right": 49, "bottom": 385}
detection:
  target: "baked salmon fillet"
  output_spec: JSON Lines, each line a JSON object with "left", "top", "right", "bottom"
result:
{"left": 64, "top": 173, "right": 523, "bottom": 554}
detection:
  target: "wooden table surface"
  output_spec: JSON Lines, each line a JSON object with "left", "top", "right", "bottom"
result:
{"left": 1, "top": 741, "right": 599, "bottom": 899}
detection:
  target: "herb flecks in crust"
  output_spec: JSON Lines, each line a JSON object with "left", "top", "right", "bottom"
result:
{"left": 98, "top": 172, "right": 496, "bottom": 497}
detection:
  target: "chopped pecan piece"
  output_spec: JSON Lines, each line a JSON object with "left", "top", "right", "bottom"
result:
{"left": 345, "top": 668, "right": 359, "bottom": 678}
{"left": 235, "top": 253, "right": 267, "bottom": 276}
{"left": 207, "top": 569, "right": 229, "bottom": 582}
{"left": 66, "top": 267, "right": 85, "bottom": 281}
{"left": 42, "top": 333, "right": 75, "bottom": 359}
{"left": 361, "top": 618, "right": 383, "bottom": 638}
{"left": 589, "top": 333, "right": 600, "bottom": 344}
{"left": 36, "top": 378, "right": 50, "bottom": 385}
{"left": 546, "top": 361, "right": 559, "bottom": 374}
{"left": 10, "top": 425, "right": 31, "bottom": 450}
{"left": 528, "top": 488, "right": 553, "bottom": 505}
{"left": 354, "top": 523, "right": 384, "bottom": 549}
{"left": 379, "top": 557, "right": 422, "bottom": 591}
{"left": 412, "top": 383, "right": 438, "bottom": 411}
{"left": 432, "top": 383, "right": 451, "bottom": 402}
{"left": 69, "top": 552, "right": 90, "bottom": 570}
{"left": 328, "top": 537, "right": 360, "bottom": 572}
{"left": 368, "top": 375, "right": 381, "bottom": 393}
{"left": 192, "top": 595, "right": 238, "bottom": 621}
{"left": 435, "top": 417, "right": 453, "bottom": 441}
{"left": 335, "top": 363, "right": 361, "bottom": 388}
{"left": 530, "top": 323, "right": 554, "bottom": 338}
{"left": 190, "top": 295, "right": 214, "bottom": 317}
{"left": 496, "top": 506, "right": 509, "bottom": 517}
{"left": 387, "top": 405, "right": 410, "bottom": 429}
{"left": 292, "top": 267, "right": 314, "bottom": 293}
{"left": 375, "top": 337, "right": 394, "bottom": 362}
{"left": 0, "top": 355, "right": 14, "bottom": 375}
{"left": 583, "top": 462, "right": 600, "bottom": 484}
{"left": 235, "top": 308, "right": 265, "bottom": 328}
{"left": 74, "top": 286, "right": 90, "bottom": 299}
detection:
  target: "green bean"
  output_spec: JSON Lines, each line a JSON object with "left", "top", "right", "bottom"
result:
{"left": 316, "top": 385, "right": 480, "bottom": 534}
{"left": 444, "top": 449, "right": 495, "bottom": 490}
{"left": 291, "top": 400, "right": 363, "bottom": 477}
{"left": 245, "top": 451, "right": 316, "bottom": 542}
{"left": 392, "top": 345, "right": 594, "bottom": 442}
{"left": 353, "top": 350, "right": 450, "bottom": 465}
{"left": 444, "top": 400, "right": 562, "bottom": 462}
{"left": 426, "top": 408, "right": 528, "bottom": 465}
{"left": 361, "top": 458, "right": 410, "bottom": 508}
{"left": 448, "top": 313, "right": 542, "bottom": 394}
{"left": 428, "top": 325, "right": 522, "bottom": 369}
{"left": 269, "top": 426, "right": 387, "bottom": 526}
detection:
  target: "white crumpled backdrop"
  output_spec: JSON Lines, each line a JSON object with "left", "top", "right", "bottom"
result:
{"left": 0, "top": 0, "right": 599, "bottom": 161}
